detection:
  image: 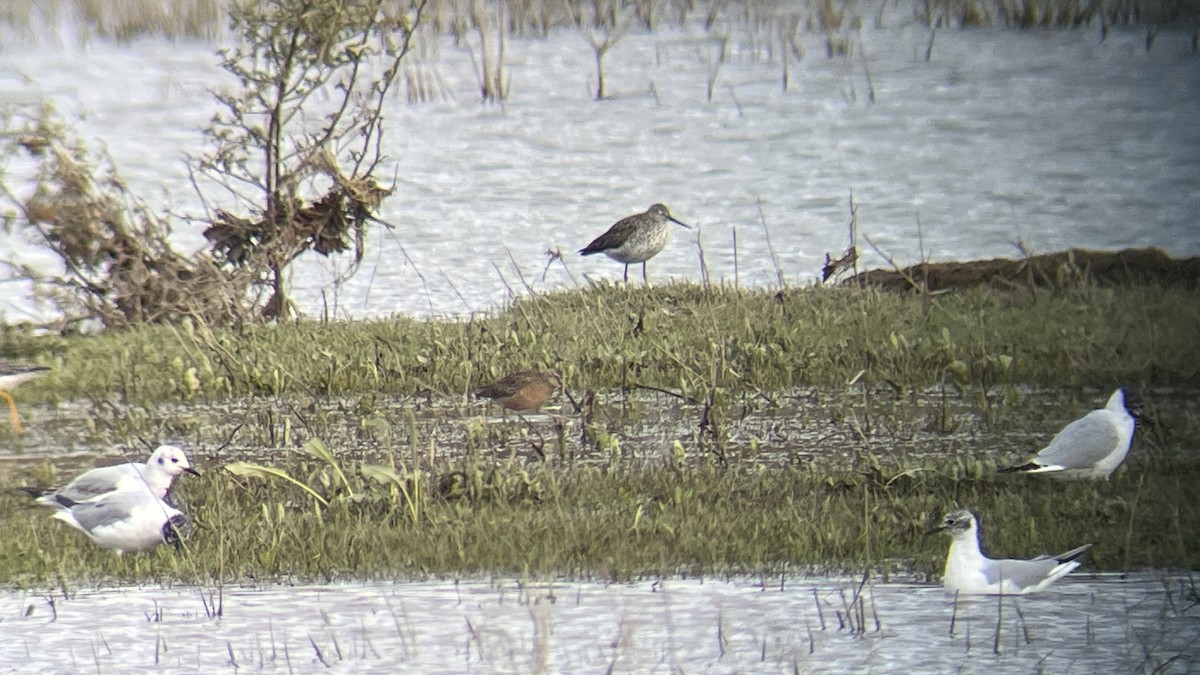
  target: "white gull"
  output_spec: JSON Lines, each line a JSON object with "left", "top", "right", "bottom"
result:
{"left": 1000, "top": 388, "right": 1137, "bottom": 480}
{"left": 930, "top": 508, "right": 1092, "bottom": 595}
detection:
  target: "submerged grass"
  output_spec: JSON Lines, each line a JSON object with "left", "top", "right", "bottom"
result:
{"left": 1, "top": 0, "right": 1190, "bottom": 43}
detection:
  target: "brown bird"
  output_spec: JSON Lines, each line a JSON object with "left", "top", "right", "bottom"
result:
{"left": 475, "top": 369, "right": 562, "bottom": 413}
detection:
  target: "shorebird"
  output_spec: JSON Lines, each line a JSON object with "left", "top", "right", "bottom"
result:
{"left": 999, "top": 389, "right": 1137, "bottom": 480}
{"left": 579, "top": 204, "right": 690, "bottom": 283}
{"left": 51, "top": 489, "right": 190, "bottom": 554}
{"left": 929, "top": 508, "right": 1092, "bottom": 595}
{"left": 16, "top": 445, "right": 200, "bottom": 507}
{"left": 475, "top": 369, "right": 562, "bottom": 414}
{"left": 0, "top": 361, "right": 50, "bottom": 433}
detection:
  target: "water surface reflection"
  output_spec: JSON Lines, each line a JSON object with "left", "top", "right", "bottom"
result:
{"left": 2, "top": 574, "right": 1195, "bottom": 673}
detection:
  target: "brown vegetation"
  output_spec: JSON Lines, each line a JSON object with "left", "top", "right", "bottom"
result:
{"left": 846, "top": 247, "right": 1200, "bottom": 292}
{"left": 0, "top": 0, "right": 427, "bottom": 329}
{"left": 0, "top": 107, "right": 257, "bottom": 329}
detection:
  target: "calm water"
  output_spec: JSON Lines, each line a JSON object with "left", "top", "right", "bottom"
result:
{"left": 1, "top": 22, "right": 1198, "bottom": 321}
{"left": 1, "top": 574, "right": 1196, "bottom": 673}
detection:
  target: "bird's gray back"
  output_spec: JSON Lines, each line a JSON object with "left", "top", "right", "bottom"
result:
{"left": 983, "top": 557, "right": 1061, "bottom": 589}
{"left": 58, "top": 463, "right": 145, "bottom": 501}
{"left": 1036, "top": 410, "right": 1123, "bottom": 468}
{"left": 69, "top": 491, "right": 173, "bottom": 531}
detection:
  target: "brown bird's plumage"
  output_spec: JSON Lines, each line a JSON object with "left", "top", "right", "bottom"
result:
{"left": 475, "top": 369, "right": 562, "bottom": 413}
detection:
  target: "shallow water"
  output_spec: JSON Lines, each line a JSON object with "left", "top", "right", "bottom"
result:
{"left": 1, "top": 20, "right": 1198, "bottom": 321}
{"left": 1, "top": 573, "right": 1195, "bottom": 673}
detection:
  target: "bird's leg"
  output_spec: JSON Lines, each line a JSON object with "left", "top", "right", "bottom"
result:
{"left": 518, "top": 413, "right": 547, "bottom": 461}
{"left": 622, "top": 264, "right": 629, "bottom": 283}
{"left": 642, "top": 262, "right": 649, "bottom": 285}
{"left": 0, "top": 390, "right": 25, "bottom": 433}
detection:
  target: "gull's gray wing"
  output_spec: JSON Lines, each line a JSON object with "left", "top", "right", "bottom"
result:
{"left": 58, "top": 463, "right": 144, "bottom": 501}
{"left": 1035, "top": 410, "right": 1121, "bottom": 469}
{"left": 985, "top": 543, "right": 1092, "bottom": 590}
{"left": 983, "top": 557, "right": 1062, "bottom": 590}
{"left": 67, "top": 491, "right": 159, "bottom": 532}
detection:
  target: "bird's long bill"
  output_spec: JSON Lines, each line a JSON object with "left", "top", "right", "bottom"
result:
{"left": 669, "top": 216, "right": 692, "bottom": 229}
{"left": 184, "top": 467, "right": 202, "bottom": 477}
{"left": 923, "top": 524, "right": 948, "bottom": 537}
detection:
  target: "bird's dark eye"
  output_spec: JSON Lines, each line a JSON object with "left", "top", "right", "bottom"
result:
{"left": 171, "top": 457, "right": 178, "bottom": 464}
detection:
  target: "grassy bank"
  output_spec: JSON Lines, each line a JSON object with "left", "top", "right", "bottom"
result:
{"left": 10, "top": 283, "right": 1200, "bottom": 406}
{"left": 1, "top": 282, "right": 1199, "bottom": 587}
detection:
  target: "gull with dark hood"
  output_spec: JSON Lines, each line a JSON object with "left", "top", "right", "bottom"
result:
{"left": 930, "top": 508, "right": 1092, "bottom": 595}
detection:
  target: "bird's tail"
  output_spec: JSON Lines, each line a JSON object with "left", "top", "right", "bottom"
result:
{"left": 10, "top": 486, "right": 52, "bottom": 500}
{"left": 997, "top": 462, "right": 1041, "bottom": 474}
{"left": 1055, "top": 543, "right": 1094, "bottom": 564}
{"left": 12, "top": 487, "right": 77, "bottom": 512}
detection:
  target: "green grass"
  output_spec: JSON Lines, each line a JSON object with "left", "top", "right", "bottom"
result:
{"left": 1, "top": 282, "right": 1198, "bottom": 588}
{"left": 8, "top": 283, "right": 1200, "bottom": 408}
{"left": 1, "top": 445, "right": 1195, "bottom": 587}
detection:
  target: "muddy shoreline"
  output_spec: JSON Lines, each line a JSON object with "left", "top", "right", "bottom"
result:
{"left": 846, "top": 247, "right": 1200, "bottom": 291}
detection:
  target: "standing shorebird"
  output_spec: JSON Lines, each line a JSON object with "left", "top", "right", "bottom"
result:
{"left": 999, "top": 389, "right": 1139, "bottom": 480}
{"left": 579, "top": 204, "right": 690, "bottom": 283}
{"left": 0, "top": 361, "right": 50, "bottom": 433}
{"left": 475, "top": 369, "right": 562, "bottom": 414}
{"left": 929, "top": 508, "right": 1093, "bottom": 595}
